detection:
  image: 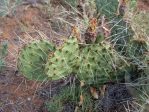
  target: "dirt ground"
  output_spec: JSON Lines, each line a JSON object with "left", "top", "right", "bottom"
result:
{"left": 0, "top": 0, "right": 149, "bottom": 112}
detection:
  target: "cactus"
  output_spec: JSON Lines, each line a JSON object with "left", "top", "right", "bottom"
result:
{"left": 18, "top": 40, "right": 55, "bottom": 81}
{"left": 76, "top": 43, "right": 125, "bottom": 84}
{"left": 45, "top": 37, "right": 79, "bottom": 80}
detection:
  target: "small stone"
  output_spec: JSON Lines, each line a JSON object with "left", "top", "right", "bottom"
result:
{"left": 27, "top": 97, "right": 31, "bottom": 101}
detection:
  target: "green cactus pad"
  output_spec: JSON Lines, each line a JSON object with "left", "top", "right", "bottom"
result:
{"left": 76, "top": 43, "right": 124, "bottom": 84}
{"left": 18, "top": 40, "right": 55, "bottom": 81}
{"left": 45, "top": 37, "right": 79, "bottom": 80}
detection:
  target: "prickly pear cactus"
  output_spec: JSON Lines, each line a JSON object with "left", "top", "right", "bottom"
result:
{"left": 45, "top": 37, "right": 79, "bottom": 80}
{"left": 18, "top": 40, "right": 55, "bottom": 81}
{"left": 76, "top": 43, "right": 125, "bottom": 84}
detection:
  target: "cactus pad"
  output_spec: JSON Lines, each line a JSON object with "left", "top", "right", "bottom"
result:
{"left": 18, "top": 40, "right": 55, "bottom": 81}
{"left": 76, "top": 43, "right": 124, "bottom": 84}
{"left": 45, "top": 37, "right": 79, "bottom": 80}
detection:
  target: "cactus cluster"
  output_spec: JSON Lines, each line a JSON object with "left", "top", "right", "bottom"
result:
{"left": 18, "top": 40, "right": 55, "bottom": 81}
{"left": 11, "top": 0, "right": 149, "bottom": 111}
{"left": 18, "top": 35, "right": 125, "bottom": 85}
{"left": 17, "top": 0, "right": 134, "bottom": 85}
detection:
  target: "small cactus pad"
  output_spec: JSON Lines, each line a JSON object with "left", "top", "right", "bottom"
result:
{"left": 45, "top": 37, "right": 79, "bottom": 80}
{"left": 18, "top": 40, "right": 55, "bottom": 81}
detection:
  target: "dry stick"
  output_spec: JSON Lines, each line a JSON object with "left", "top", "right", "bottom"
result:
{"left": 24, "top": 78, "right": 28, "bottom": 90}
{"left": 14, "top": 78, "right": 25, "bottom": 93}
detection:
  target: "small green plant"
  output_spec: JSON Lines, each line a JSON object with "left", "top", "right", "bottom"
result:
{"left": 46, "top": 86, "right": 77, "bottom": 112}
{"left": 46, "top": 98, "right": 63, "bottom": 112}
{"left": 0, "top": 41, "right": 8, "bottom": 71}
{"left": 18, "top": 40, "right": 55, "bottom": 81}
{"left": 0, "top": 0, "right": 22, "bottom": 17}
{"left": 46, "top": 84, "right": 94, "bottom": 112}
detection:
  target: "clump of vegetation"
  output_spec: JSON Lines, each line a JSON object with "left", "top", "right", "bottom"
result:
{"left": 95, "top": 0, "right": 119, "bottom": 18}
{"left": 0, "top": 41, "right": 8, "bottom": 71}
{"left": 45, "top": 86, "right": 77, "bottom": 112}
{"left": 0, "top": 0, "right": 22, "bottom": 17}
{"left": 124, "top": 0, "right": 149, "bottom": 78}
{"left": 45, "top": 85, "right": 95, "bottom": 112}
